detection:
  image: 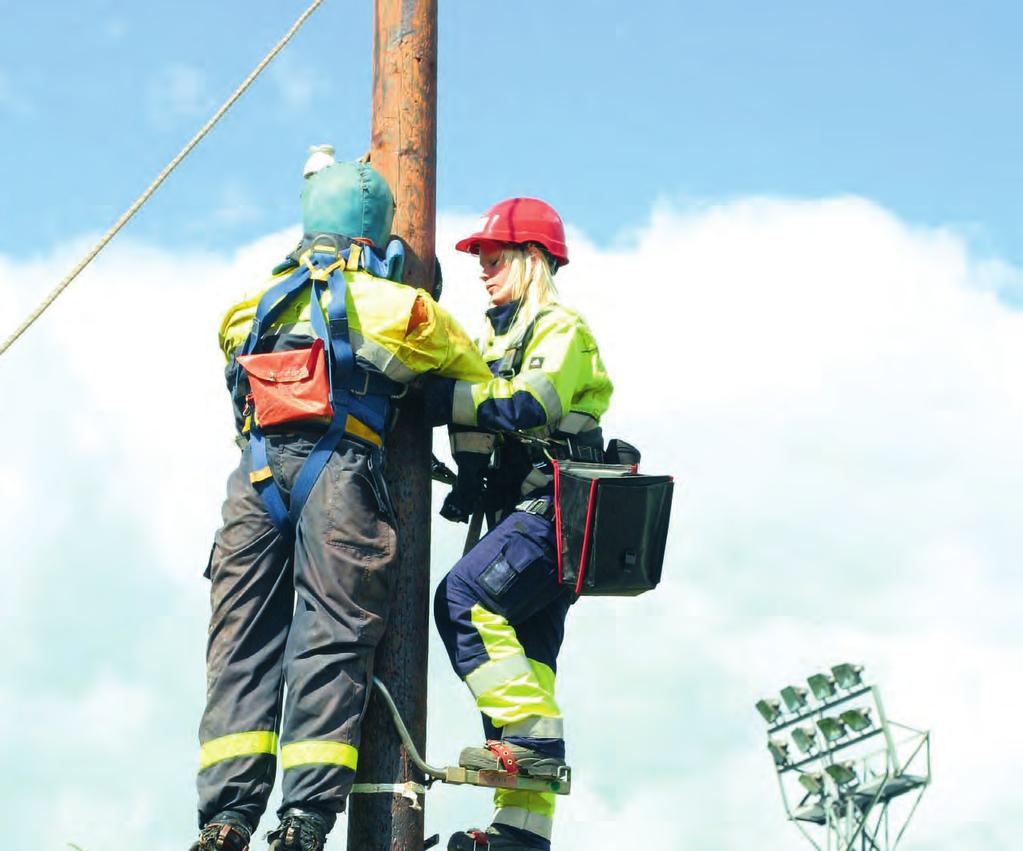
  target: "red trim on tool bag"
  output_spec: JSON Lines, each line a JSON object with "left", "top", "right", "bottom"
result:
{"left": 552, "top": 457, "right": 565, "bottom": 584}
{"left": 469, "top": 829, "right": 489, "bottom": 846}
{"left": 485, "top": 739, "right": 520, "bottom": 775}
{"left": 575, "top": 478, "right": 600, "bottom": 595}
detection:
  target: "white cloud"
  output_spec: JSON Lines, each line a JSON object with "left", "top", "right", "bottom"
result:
{"left": 437, "top": 197, "right": 1023, "bottom": 848}
{"left": 52, "top": 789, "right": 168, "bottom": 851}
{"left": 1, "top": 197, "right": 1021, "bottom": 848}
{"left": 19, "top": 671, "right": 155, "bottom": 754}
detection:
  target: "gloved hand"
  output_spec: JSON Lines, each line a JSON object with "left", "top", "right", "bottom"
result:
{"left": 420, "top": 374, "right": 456, "bottom": 427}
{"left": 439, "top": 451, "right": 489, "bottom": 523}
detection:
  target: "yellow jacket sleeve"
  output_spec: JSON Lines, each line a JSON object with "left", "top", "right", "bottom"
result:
{"left": 218, "top": 269, "right": 491, "bottom": 384}
{"left": 450, "top": 305, "right": 613, "bottom": 432}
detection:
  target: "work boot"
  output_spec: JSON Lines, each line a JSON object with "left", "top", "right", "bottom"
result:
{"left": 459, "top": 740, "right": 568, "bottom": 779}
{"left": 447, "top": 825, "right": 546, "bottom": 850}
{"left": 266, "top": 808, "right": 330, "bottom": 851}
{"left": 189, "top": 821, "right": 251, "bottom": 851}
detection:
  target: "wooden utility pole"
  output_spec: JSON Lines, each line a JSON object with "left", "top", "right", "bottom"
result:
{"left": 348, "top": 1, "right": 437, "bottom": 849}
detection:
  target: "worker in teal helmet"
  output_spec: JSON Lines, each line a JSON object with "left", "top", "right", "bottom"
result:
{"left": 300, "top": 152, "right": 395, "bottom": 247}
{"left": 191, "top": 151, "right": 492, "bottom": 851}
{"left": 423, "top": 198, "right": 614, "bottom": 851}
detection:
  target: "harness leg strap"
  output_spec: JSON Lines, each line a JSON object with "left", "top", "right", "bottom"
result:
{"left": 249, "top": 430, "right": 292, "bottom": 537}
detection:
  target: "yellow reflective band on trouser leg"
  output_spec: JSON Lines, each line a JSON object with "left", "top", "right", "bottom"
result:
{"left": 464, "top": 604, "right": 562, "bottom": 729}
{"left": 280, "top": 740, "right": 359, "bottom": 770}
{"left": 198, "top": 731, "right": 279, "bottom": 770}
{"left": 492, "top": 791, "right": 556, "bottom": 840}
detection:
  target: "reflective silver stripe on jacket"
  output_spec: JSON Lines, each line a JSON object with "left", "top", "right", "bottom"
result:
{"left": 522, "top": 371, "right": 563, "bottom": 422}
{"left": 348, "top": 330, "right": 418, "bottom": 383}
{"left": 557, "top": 411, "right": 599, "bottom": 434}
{"left": 452, "top": 381, "right": 476, "bottom": 425}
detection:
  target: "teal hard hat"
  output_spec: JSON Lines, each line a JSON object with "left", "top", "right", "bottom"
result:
{"left": 301, "top": 160, "right": 395, "bottom": 247}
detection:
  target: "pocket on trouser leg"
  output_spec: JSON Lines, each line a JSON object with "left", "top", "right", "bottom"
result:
{"left": 476, "top": 533, "right": 559, "bottom": 625}
{"left": 302, "top": 450, "right": 398, "bottom": 644}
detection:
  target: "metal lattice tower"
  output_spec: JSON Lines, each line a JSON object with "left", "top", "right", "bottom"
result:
{"left": 756, "top": 664, "right": 931, "bottom": 851}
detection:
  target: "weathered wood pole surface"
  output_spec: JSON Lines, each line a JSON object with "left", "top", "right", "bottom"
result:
{"left": 348, "top": 1, "right": 438, "bottom": 849}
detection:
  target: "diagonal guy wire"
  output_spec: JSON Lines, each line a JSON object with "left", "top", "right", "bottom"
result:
{"left": 0, "top": 0, "right": 326, "bottom": 358}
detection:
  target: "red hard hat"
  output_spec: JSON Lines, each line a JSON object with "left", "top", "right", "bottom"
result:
{"left": 455, "top": 197, "right": 569, "bottom": 267}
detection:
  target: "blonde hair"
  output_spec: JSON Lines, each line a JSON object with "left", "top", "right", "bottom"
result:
{"left": 481, "top": 245, "right": 559, "bottom": 349}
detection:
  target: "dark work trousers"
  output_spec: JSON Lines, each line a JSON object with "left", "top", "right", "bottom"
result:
{"left": 434, "top": 508, "right": 572, "bottom": 844}
{"left": 434, "top": 508, "right": 572, "bottom": 749}
{"left": 197, "top": 434, "right": 396, "bottom": 832}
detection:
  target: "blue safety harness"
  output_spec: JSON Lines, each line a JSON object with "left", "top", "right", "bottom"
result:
{"left": 237, "top": 239, "right": 404, "bottom": 537}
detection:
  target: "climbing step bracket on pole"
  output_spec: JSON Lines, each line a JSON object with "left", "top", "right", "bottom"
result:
{"left": 357, "top": 677, "right": 572, "bottom": 800}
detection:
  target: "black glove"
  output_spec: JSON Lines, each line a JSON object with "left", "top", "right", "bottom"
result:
{"left": 439, "top": 451, "right": 489, "bottom": 523}
{"left": 420, "top": 374, "right": 456, "bottom": 427}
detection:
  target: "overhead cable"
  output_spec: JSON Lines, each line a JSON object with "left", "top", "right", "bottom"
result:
{"left": 0, "top": 0, "right": 326, "bottom": 358}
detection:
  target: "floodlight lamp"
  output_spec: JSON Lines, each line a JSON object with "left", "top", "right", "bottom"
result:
{"left": 767, "top": 738, "right": 790, "bottom": 767}
{"left": 756, "top": 698, "right": 782, "bottom": 724}
{"left": 839, "top": 707, "right": 872, "bottom": 732}
{"left": 831, "top": 663, "right": 864, "bottom": 690}
{"left": 780, "top": 685, "right": 809, "bottom": 713}
{"left": 825, "top": 761, "right": 858, "bottom": 787}
{"left": 807, "top": 673, "right": 837, "bottom": 700}
{"left": 817, "top": 716, "right": 847, "bottom": 743}
{"left": 792, "top": 726, "right": 818, "bottom": 753}
{"left": 798, "top": 771, "right": 825, "bottom": 795}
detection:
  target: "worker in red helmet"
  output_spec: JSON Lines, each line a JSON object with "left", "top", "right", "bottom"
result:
{"left": 423, "top": 198, "right": 613, "bottom": 851}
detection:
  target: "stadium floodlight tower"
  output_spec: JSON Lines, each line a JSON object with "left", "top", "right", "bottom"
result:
{"left": 754, "top": 663, "right": 930, "bottom": 851}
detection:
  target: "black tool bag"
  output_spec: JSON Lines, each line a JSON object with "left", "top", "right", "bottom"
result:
{"left": 552, "top": 458, "right": 673, "bottom": 597}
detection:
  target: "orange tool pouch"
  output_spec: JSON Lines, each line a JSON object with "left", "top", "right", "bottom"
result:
{"left": 235, "top": 339, "right": 333, "bottom": 428}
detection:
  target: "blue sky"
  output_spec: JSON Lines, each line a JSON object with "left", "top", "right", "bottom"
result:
{"left": 3, "top": 1, "right": 1023, "bottom": 264}
{"left": 2, "top": 3, "right": 1022, "bottom": 850}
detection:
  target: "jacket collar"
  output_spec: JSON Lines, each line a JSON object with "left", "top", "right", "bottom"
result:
{"left": 486, "top": 300, "right": 520, "bottom": 336}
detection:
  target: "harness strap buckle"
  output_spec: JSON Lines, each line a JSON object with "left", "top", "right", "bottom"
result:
{"left": 349, "top": 369, "right": 372, "bottom": 396}
{"left": 516, "top": 497, "right": 552, "bottom": 519}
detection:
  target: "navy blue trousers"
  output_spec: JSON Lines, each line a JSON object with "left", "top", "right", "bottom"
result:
{"left": 434, "top": 509, "right": 572, "bottom": 749}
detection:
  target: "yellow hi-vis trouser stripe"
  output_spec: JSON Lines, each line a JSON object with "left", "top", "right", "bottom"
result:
{"left": 280, "top": 740, "right": 359, "bottom": 770}
{"left": 493, "top": 792, "right": 557, "bottom": 839}
{"left": 199, "top": 731, "right": 278, "bottom": 770}
{"left": 464, "top": 604, "right": 562, "bottom": 730}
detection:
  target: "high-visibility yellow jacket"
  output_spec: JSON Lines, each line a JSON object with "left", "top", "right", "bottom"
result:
{"left": 219, "top": 268, "right": 493, "bottom": 384}
{"left": 450, "top": 301, "right": 613, "bottom": 435}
